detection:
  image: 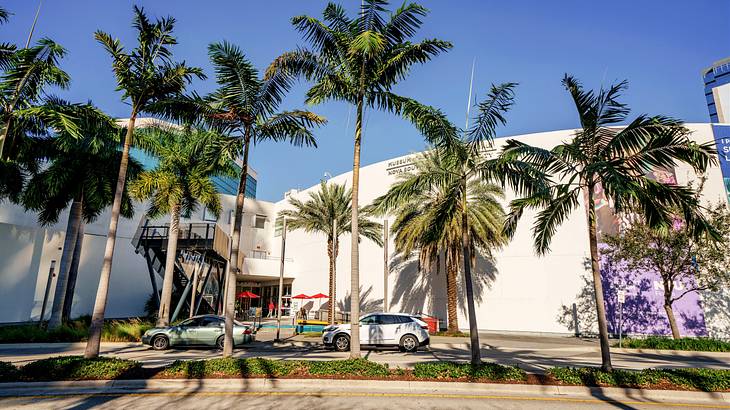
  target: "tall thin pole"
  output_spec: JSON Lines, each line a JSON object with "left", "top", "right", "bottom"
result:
{"left": 26, "top": 1, "right": 42, "bottom": 48}
{"left": 331, "top": 217, "right": 337, "bottom": 324}
{"left": 383, "top": 219, "right": 389, "bottom": 312}
{"left": 275, "top": 218, "right": 287, "bottom": 341}
{"left": 465, "top": 58, "right": 476, "bottom": 131}
{"left": 39, "top": 260, "right": 56, "bottom": 325}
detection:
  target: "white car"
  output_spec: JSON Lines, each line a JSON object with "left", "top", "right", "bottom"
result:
{"left": 322, "top": 312, "right": 430, "bottom": 353}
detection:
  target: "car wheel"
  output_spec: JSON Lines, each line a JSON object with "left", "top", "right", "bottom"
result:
{"left": 333, "top": 334, "right": 350, "bottom": 352}
{"left": 400, "top": 334, "right": 418, "bottom": 353}
{"left": 216, "top": 335, "right": 227, "bottom": 350}
{"left": 151, "top": 335, "right": 169, "bottom": 351}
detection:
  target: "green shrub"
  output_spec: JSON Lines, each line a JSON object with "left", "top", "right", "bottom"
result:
{"left": 413, "top": 361, "right": 526, "bottom": 381}
{"left": 0, "top": 361, "right": 19, "bottom": 382}
{"left": 162, "top": 358, "right": 298, "bottom": 378}
{"left": 20, "top": 356, "right": 141, "bottom": 381}
{"left": 433, "top": 331, "right": 469, "bottom": 337}
{"left": 306, "top": 359, "right": 390, "bottom": 377}
{"left": 621, "top": 336, "right": 730, "bottom": 352}
{"left": 0, "top": 318, "right": 154, "bottom": 344}
{"left": 549, "top": 367, "right": 730, "bottom": 392}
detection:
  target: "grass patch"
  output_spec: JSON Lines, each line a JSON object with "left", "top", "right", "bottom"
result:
{"left": 0, "top": 318, "right": 153, "bottom": 344}
{"left": 19, "top": 356, "right": 141, "bottom": 381}
{"left": 299, "top": 331, "right": 323, "bottom": 338}
{"left": 413, "top": 361, "right": 526, "bottom": 382}
{"left": 619, "top": 336, "right": 730, "bottom": 352}
{"left": 433, "top": 331, "right": 469, "bottom": 338}
{"left": 549, "top": 367, "right": 730, "bottom": 392}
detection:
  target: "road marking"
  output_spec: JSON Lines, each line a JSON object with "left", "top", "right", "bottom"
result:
{"left": 1, "top": 391, "right": 727, "bottom": 408}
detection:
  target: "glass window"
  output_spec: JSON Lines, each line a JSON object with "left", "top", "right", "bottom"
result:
{"left": 254, "top": 215, "right": 266, "bottom": 229}
{"left": 359, "top": 315, "right": 379, "bottom": 325}
{"left": 396, "top": 315, "right": 413, "bottom": 324}
{"left": 201, "top": 317, "right": 223, "bottom": 327}
{"left": 179, "top": 318, "right": 204, "bottom": 327}
{"left": 379, "top": 315, "right": 399, "bottom": 325}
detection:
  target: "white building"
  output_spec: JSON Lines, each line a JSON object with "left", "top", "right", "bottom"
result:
{"left": 1, "top": 123, "right": 729, "bottom": 338}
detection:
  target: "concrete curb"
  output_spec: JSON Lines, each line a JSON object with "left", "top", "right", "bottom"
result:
{"left": 0, "top": 378, "right": 727, "bottom": 405}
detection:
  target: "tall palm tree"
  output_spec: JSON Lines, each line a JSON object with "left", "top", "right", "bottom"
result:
{"left": 129, "top": 124, "right": 238, "bottom": 327}
{"left": 279, "top": 181, "right": 383, "bottom": 324}
{"left": 370, "top": 82, "right": 517, "bottom": 364}
{"left": 21, "top": 102, "right": 140, "bottom": 328}
{"left": 268, "top": 0, "right": 452, "bottom": 357}
{"left": 196, "top": 42, "right": 325, "bottom": 357}
{"left": 497, "top": 75, "right": 716, "bottom": 371}
{"left": 85, "top": 6, "right": 204, "bottom": 358}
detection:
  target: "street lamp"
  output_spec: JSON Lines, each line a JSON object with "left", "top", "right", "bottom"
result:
{"left": 275, "top": 217, "right": 288, "bottom": 342}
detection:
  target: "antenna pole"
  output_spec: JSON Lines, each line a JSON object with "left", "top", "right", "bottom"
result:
{"left": 26, "top": 1, "right": 42, "bottom": 48}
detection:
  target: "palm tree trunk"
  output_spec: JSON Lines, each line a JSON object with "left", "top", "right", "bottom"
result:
{"left": 664, "top": 300, "right": 681, "bottom": 339}
{"left": 460, "top": 188, "right": 481, "bottom": 365}
{"left": 48, "top": 192, "right": 84, "bottom": 329}
{"left": 157, "top": 203, "right": 181, "bottom": 327}
{"left": 84, "top": 116, "right": 135, "bottom": 358}
{"left": 349, "top": 90, "right": 365, "bottom": 359}
{"left": 446, "top": 247, "right": 459, "bottom": 333}
{"left": 62, "top": 220, "right": 85, "bottom": 322}
{"left": 224, "top": 129, "right": 251, "bottom": 357}
{"left": 586, "top": 185, "right": 613, "bottom": 371}
{"left": 0, "top": 116, "right": 12, "bottom": 159}
{"left": 327, "top": 237, "right": 334, "bottom": 324}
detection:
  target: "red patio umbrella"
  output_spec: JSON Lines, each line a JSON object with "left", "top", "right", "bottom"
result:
{"left": 237, "top": 291, "right": 260, "bottom": 299}
{"left": 310, "top": 293, "right": 329, "bottom": 310}
{"left": 291, "top": 293, "right": 310, "bottom": 300}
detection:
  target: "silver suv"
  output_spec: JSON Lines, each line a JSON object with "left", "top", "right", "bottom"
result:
{"left": 322, "top": 313, "right": 430, "bottom": 352}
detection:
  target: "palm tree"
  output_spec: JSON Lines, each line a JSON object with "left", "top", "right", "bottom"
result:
{"left": 279, "top": 181, "right": 383, "bottom": 324}
{"left": 497, "top": 75, "right": 716, "bottom": 371}
{"left": 21, "top": 102, "right": 140, "bottom": 328}
{"left": 196, "top": 41, "right": 325, "bottom": 357}
{"left": 129, "top": 124, "right": 237, "bottom": 327}
{"left": 268, "top": 0, "right": 452, "bottom": 358}
{"left": 369, "top": 82, "right": 517, "bottom": 365}
{"left": 85, "top": 6, "right": 204, "bottom": 358}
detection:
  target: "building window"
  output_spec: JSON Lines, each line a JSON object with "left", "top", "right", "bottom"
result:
{"left": 202, "top": 207, "right": 218, "bottom": 222}
{"left": 254, "top": 215, "right": 266, "bottom": 229}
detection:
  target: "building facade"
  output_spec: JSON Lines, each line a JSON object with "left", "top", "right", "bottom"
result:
{"left": 703, "top": 58, "right": 730, "bottom": 123}
{"left": 1, "top": 124, "right": 729, "bottom": 338}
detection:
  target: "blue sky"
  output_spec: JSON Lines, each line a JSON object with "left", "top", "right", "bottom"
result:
{"left": 3, "top": 1, "right": 730, "bottom": 201}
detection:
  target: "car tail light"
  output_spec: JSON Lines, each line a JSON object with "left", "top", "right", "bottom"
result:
{"left": 420, "top": 325, "right": 428, "bottom": 330}
{"left": 242, "top": 328, "right": 252, "bottom": 335}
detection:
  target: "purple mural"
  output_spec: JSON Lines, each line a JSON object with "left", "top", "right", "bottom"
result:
{"left": 600, "top": 251, "right": 707, "bottom": 336}
{"left": 591, "top": 167, "right": 708, "bottom": 337}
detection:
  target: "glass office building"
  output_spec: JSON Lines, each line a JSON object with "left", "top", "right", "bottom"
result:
{"left": 703, "top": 58, "right": 730, "bottom": 122}
{"left": 129, "top": 147, "right": 257, "bottom": 198}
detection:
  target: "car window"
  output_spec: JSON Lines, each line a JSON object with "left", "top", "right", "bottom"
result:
{"left": 201, "top": 317, "right": 223, "bottom": 327}
{"left": 396, "top": 315, "right": 414, "bottom": 324}
{"left": 359, "top": 315, "right": 379, "bottom": 325}
{"left": 179, "top": 318, "right": 203, "bottom": 327}
{"left": 379, "top": 315, "right": 399, "bottom": 325}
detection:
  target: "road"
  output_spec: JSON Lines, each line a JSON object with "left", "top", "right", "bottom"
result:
{"left": 1, "top": 331, "right": 730, "bottom": 373}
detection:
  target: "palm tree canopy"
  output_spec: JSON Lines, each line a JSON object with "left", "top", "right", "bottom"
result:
{"left": 279, "top": 180, "right": 383, "bottom": 246}
{"left": 21, "top": 102, "right": 141, "bottom": 225}
{"left": 370, "top": 148, "right": 507, "bottom": 261}
{"left": 499, "top": 75, "right": 718, "bottom": 255}
{"left": 129, "top": 124, "right": 238, "bottom": 219}
{"left": 94, "top": 6, "right": 205, "bottom": 118}
{"left": 265, "top": 0, "right": 456, "bottom": 148}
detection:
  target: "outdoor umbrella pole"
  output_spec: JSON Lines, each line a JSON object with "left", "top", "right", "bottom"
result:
{"left": 276, "top": 218, "right": 287, "bottom": 342}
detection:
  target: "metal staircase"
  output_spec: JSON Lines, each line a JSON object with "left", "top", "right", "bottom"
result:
{"left": 132, "top": 219, "right": 230, "bottom": 320}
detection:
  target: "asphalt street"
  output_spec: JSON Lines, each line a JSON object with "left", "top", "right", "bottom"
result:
{"left": 1, "top": 331, "right": 729, "bottom": 373}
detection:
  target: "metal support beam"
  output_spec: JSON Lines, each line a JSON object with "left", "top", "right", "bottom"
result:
{"left": 194, "top": 261, "right": 215, "bottom": 315}
{"left": 143, "top": 248, "right": 161, "bottom": 309}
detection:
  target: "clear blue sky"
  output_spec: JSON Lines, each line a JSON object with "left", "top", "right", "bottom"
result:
{"left": 3, "top": 1, "right": 730, "bottom": 201}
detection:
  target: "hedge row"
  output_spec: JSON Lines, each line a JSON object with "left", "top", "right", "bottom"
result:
{"left": 2, "top": 357, "right": 730, "bottom": 392}
{"left": 550, "top": 367, "right": 730, "bottom": 392}
{"left": 0, "top": 318, "right": 153, "bottom": 344}
{"left": 620, "top": 336, "right": 730, "bottom": 352}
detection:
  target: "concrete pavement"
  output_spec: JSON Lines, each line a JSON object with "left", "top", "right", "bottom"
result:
{"left": 1, "top": 331, "right": 730, "bottom": 373}
{"left": 0, "top": 378, "right": 728, "bottom": 409}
